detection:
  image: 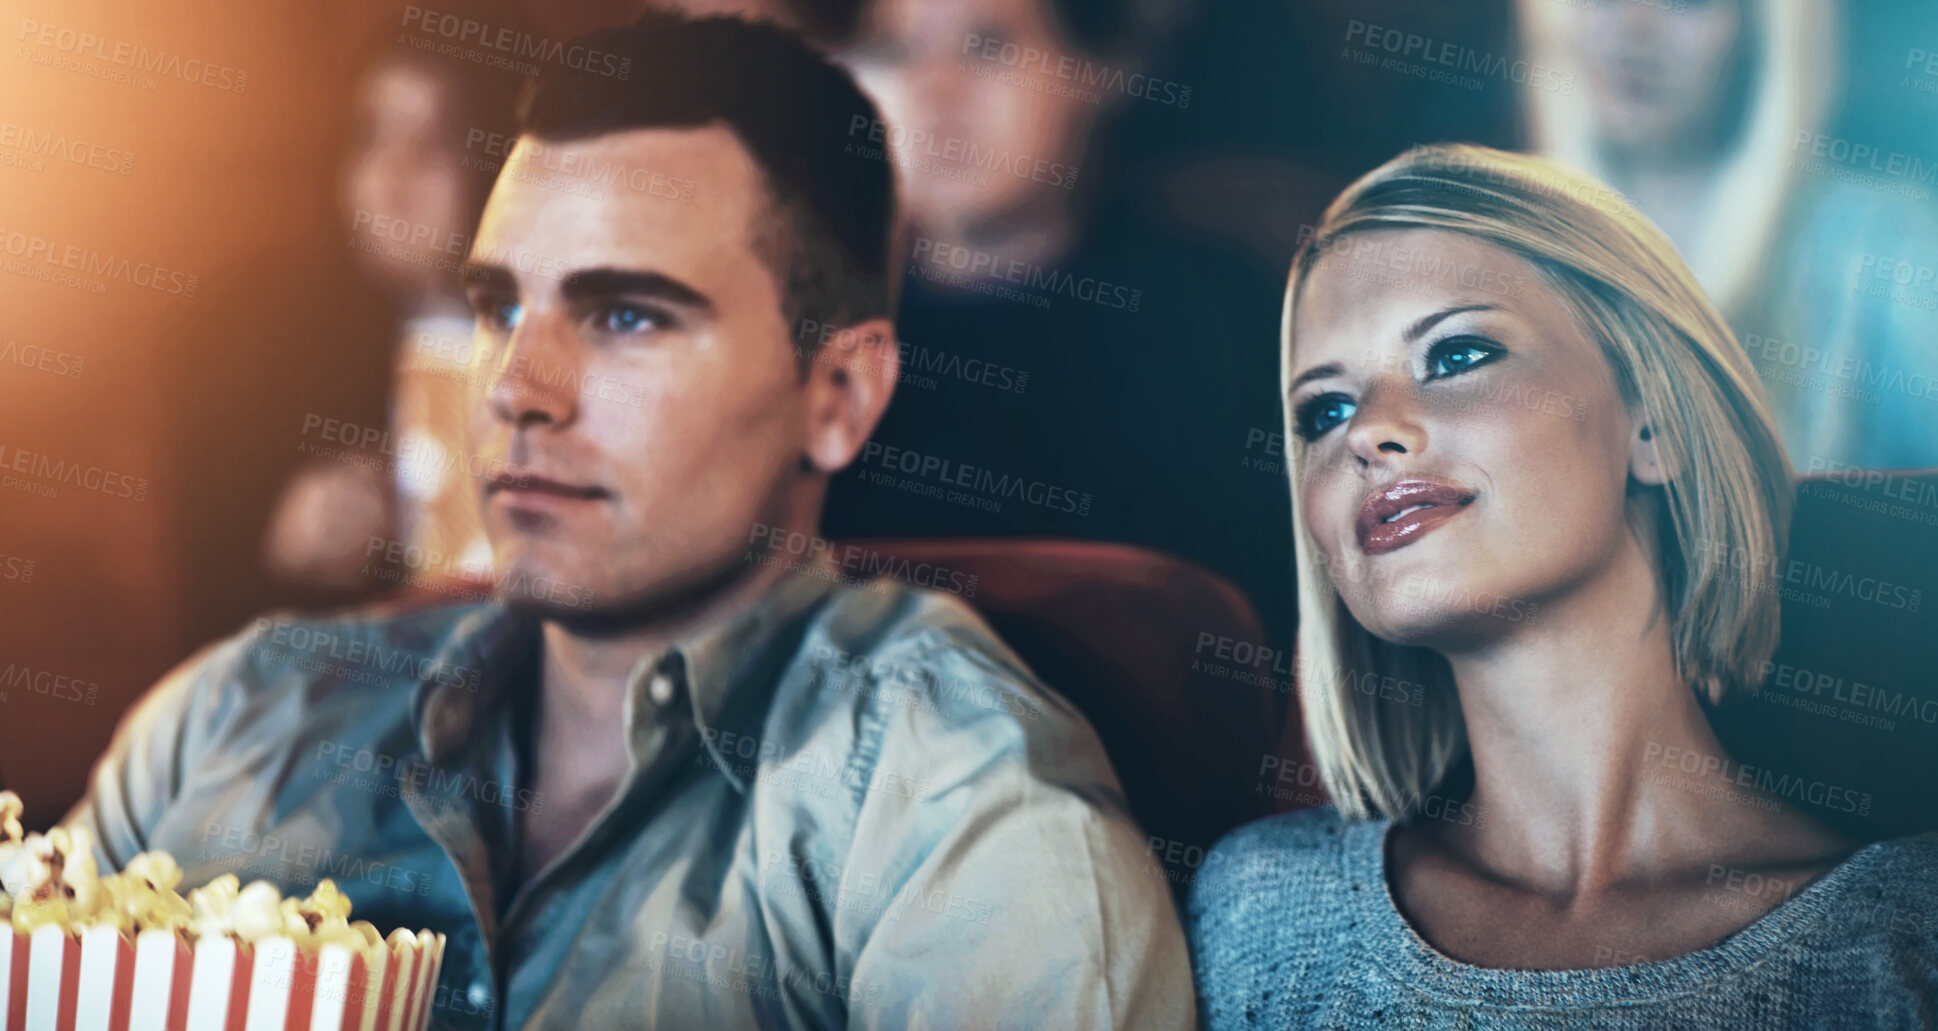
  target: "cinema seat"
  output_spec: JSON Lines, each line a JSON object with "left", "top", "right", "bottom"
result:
{"left": 840, "top": 539, "right": 1295, "bottom": 883}
{"left": 1712, "top": 468, "right": 1938, "bottom": 840}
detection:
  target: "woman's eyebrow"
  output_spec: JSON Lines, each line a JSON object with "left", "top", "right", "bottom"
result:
{"left": 1404, "top": 303, "right": 1498, "bottom": 343}
{"left": 1288, "top": 362, "right": 1344, "bottom": 393}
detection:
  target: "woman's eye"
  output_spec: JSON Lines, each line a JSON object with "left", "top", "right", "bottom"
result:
{"left": 1294, "top": 393, "right": 1357, "bottom": 440}
{"left": 1425, "top": 338, "right": 1502, "bottom": 379}
{"left": 596, "top": 303, "right": 666, "bottom": 335}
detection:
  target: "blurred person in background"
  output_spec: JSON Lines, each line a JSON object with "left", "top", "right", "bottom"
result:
{"left": 815, "top": 0, "right": 1298, "bottom": 645}
{"left": 262, "top": 45, "right": 518, "bottom": 592}
{"left": 1519, "top": 0, "right": 1938, "bottom": 469}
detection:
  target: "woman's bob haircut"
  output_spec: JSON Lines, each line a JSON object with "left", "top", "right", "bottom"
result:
{"left": 1284, "top": 144, "right": 1793, "bottom": 822}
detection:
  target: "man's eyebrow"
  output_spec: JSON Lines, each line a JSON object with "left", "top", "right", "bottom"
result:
{"left": 561, "top": 267, "right": 714, "bottom": 311}
{"left": 1404, "top": 303, "right": 1498, "bottom": 343}
{"left": 458, "top": 262, "right": 514, "bottom": 292}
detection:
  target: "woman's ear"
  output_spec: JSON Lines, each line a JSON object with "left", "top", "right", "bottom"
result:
{"left": 1629, "top": 421, "right": 1671, "bottom": 486}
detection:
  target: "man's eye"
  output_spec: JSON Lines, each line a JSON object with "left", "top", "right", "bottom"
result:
{"left": 1294, "top": 393, "right": 1357, "bottom": 440}
{"left": 1425, "top": 337, "right": 1502, "bottom": 380}
{"left": 472, "top": 299, "right": 521, "bottom": 332}
{"left": 595, "top": 303, "right": 668, "bottom": 335}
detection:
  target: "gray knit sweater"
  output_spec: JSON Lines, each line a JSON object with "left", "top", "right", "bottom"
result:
{"left": 1187, "top": 807, "right": 1938, "bottom": 1030}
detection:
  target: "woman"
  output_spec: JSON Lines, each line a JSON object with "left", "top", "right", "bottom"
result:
{"left": 1519, "top": 0, "right": 1938, "bottom": 469}
{"left": 1187, "top": 144, "right": 1938, "bottom": 1028}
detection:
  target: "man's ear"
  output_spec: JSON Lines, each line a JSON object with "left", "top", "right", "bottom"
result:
{"left": 800, "top": 318, "right": 899, "bottom": 474}
{"left": 1629, "top": 420, "right": 1671, "bottom": 486}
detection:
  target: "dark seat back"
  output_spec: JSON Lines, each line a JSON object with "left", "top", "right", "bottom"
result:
{"left": 1711, "top": 469, "right": 1938, "bottom": 840}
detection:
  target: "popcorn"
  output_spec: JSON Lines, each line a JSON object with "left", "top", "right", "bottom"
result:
{"left": 0, "top": 792, "right": 444, "bottom": 1030}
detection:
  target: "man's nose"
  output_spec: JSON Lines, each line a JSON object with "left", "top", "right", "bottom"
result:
{"left": 485, "top": 315, "right": 580, "bottom": 429}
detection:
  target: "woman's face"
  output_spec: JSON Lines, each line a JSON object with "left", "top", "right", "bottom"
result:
{"left": 1569, "top": 0, "right": 1745, "bottom": 153}
{"left": 1290, "top": 229, "right": 1652, "bottom": 648}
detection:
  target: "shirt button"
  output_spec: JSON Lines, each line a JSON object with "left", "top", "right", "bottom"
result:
{"left": 468, "top": 980, "right": 492, "bottom": 1007}
{"left": 648, "top": 672, "right": 680, "bottom": 707}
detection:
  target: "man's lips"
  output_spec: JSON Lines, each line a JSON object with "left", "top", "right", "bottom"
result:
{"left": 1355, "top": 479, "right": 1476, "bottom": 555}
{"left": 487, "top": 471, "right": 608, "bottom": 503}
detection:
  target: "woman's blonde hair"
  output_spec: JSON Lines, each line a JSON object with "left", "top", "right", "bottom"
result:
{"left": 1284, "top": 144, "right": 1792, "bottom": 821}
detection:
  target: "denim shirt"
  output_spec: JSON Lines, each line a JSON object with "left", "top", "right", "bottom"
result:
{"left": 66, "top": 565, "right": 1194, "bottom": 1030}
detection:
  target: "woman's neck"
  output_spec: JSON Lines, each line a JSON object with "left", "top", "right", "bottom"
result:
{"left": 1438, "top": 547, "right": 1789, "bottom": 898}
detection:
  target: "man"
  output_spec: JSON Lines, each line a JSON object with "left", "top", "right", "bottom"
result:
{"left": 67, "top": 13, "right": 1192, "bottom": 1030}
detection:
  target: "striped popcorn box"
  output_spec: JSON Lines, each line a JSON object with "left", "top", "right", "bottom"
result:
{"left": 0, "top": 924, "right": 446, "bottom": 1031}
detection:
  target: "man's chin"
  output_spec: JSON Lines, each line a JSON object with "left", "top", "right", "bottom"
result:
{"left": 495, "top": 555, "right": 762, "bottom": 637}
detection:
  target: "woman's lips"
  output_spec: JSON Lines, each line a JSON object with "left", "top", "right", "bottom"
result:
{"left": 1355, "top": 479, "right": 1476, "bottom": 555}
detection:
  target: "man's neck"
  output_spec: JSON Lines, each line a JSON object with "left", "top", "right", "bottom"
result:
{"left": 535, "top": 556, "right": 793, "bottom": 730}
{"left": 511, "top": 553, "right": 797, "bottom": 888}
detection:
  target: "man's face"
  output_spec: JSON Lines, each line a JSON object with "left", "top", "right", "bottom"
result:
{"left": 462, "top": 125, "right": 807, "bottom": 618}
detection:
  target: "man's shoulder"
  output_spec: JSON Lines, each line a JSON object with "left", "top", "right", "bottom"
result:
{"left": 167, "top": 601, "right": 498, "bottom": 746}
{"left": 219, "top": 602, "right": 493, "bottom": 691}
{"left": 799, "top": 578, "right": 1077, "bottom": 738}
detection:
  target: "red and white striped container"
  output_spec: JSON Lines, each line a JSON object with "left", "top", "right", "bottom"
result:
{"left": 0, "top": 924, "right": 445, "bottom": 1031}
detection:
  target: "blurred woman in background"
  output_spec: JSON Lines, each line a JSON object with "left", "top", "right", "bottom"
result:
{"left": 1188, "top": 144, "right": 1938, "bottom": 1028}
{"left": 1521, "top": 0, "right": 1938, "bottom": 469}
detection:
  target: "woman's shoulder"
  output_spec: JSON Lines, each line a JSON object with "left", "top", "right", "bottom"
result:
{"left": 1186, "top": 807, "right": 1383, "bottom": 1026}
{"left": 1812, "top": 831, "right": 1938, "bottom": 942}
{"left": 1189, "top": 809, "right": 1369, "bottom": 936}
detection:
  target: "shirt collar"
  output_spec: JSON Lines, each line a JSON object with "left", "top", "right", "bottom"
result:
{"left": 410, "top": 556, "right": 843, "bottom": 785}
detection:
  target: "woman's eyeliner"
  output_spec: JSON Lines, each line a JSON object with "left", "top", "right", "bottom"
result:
{"left": 1292, "top": 335, "right": 1506, "bottom": 441}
